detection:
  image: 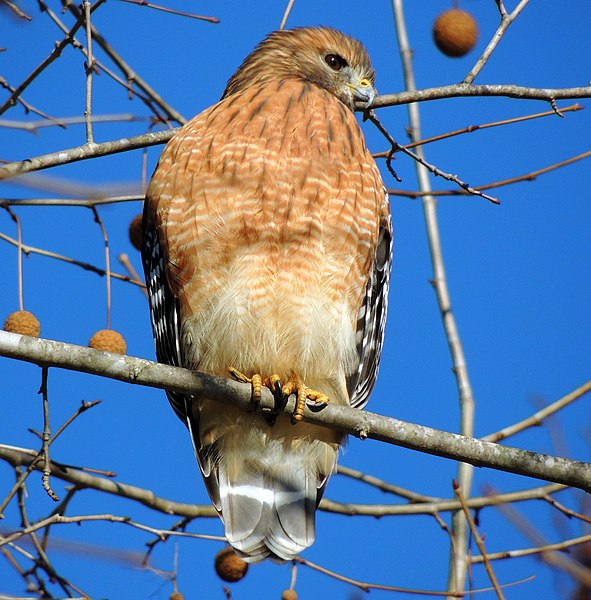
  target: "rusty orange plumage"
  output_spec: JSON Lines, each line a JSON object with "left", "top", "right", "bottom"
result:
{"left": 143, "top": 27, "right": 392, "bottom": 562}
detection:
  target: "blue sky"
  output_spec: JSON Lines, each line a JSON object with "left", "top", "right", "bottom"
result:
{"left": 1, "top": 1, "right": 591, "bottom": 598}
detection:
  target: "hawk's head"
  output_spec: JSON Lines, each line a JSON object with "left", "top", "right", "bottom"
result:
{"left": 222, "top": 27, "right": 377, "bottom": 111}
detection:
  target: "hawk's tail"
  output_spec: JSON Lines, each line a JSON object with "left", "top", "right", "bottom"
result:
{"left": 194, "top": 409, "right": 341, "bottom": 563}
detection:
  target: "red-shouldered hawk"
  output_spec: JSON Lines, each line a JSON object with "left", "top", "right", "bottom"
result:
{"left": 142, "top": 27, "right": 392, "bottom": 563}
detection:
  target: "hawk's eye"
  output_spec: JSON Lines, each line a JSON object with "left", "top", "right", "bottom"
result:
{"left": 324, "top": 54, "right": 346, "bottom": 71}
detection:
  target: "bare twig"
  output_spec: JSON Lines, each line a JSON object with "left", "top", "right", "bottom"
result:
{"left": 321, "top": 483, "right": 565, "bottom": 516}
{"left": 38, "top": 368, "right": 59, "bottom": 502}
{"left": 279, "top": 0, "right": 296, "bottom": 30}
{"left": 0, "top": 76, "right": 62, "bottom": 122}
{"left": 15, "top": 477, "right": 76, "bottom": 597}
{"left": 1, "top": 513, "right": 226, "bottom": 549}
{"left": 83, "top": 0, "right": 95, "bottom": 144}
{"left": 388, "top": 150, "right": 591, "bottom": 198}
{"left": 336, "top": 464, "right": 441, "bottom": 502}
{"left": 90, "top": 206, "right": 112, "bottom": 329}
{"left": 39, "top": 0, "right": 169, "bottom": 120}
{"left": 294, "top": 556, "right": 533, "bottom": 596}
{"left": 118, "top": 253, "right": 148, "bottom": 297}
{"left": 471, "top": 533, "right": 591, "bottom": 563}
{"left": 0, "top": 443, "right": 217, "bottom": 518}
{"left": 454, "top": 481, "right": 504, "bottom": 599}
{"left": 0, "top": 0, "right": 33, "bottom": 20}
{"left": 0, "top": 113, "right": 148, "bottom": 132}
{"left": 464, "top": 0, "right": 531, "bottom": 85}
{"left": 2, "top": 195, "right": 143, "bottom": 207}
{"left": 0, "top": 231, "right": 146, "bottom": 288}
{"left": 542, "top": 495, "right": 591, "bottom": 526}
{"left": 368, "top": 111, "right": 499, "bottom": 204}
{"left": 117, "top": 0, "right": 219, "bottom": 23}
{"left": 482, "top": 487, "right": 591, "bottom": 587}
{"left": 372, "top": 104, "right": 584, "bottom": 157}
{"left": 2, "top": 205, "right": 24, "bottom": 310}
{"left": 62, "top": 0, "right": 186, "bottom": 124}
{"left": 0, "top": 0, "right": 106, "bottom": 116}
{"left": 483, "top": 379, "right": 591, "bottom": 443}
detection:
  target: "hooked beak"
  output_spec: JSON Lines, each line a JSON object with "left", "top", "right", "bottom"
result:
{"left": 351, "top": 77, "right": 377, "bottom": 108}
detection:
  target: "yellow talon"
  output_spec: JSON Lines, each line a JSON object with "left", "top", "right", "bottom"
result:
{"left": 228, "top": 368, "right": 280, "bottom": 404}
{"left": 282, "top": 375, "right": 329, "bottom": 423}
{"left": 228, "top": 368, "right": 329, "bottom": 421}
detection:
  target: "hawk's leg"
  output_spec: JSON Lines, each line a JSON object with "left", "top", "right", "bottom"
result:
{"left": 228, "top": 368, "right": 329, "bottom": 423}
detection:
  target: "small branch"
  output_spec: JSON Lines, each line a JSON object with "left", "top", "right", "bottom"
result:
{"left": 39, "top": 0, "right": 169, "bottom": 120}
{"left": 0, "top": 76, "right": 61, "bottom": 122}
{"left": 0, "top": 0, "right": 106, "bottom": 117}
{"left": 0, "top": 129, "right": 175, "bottom": 181}
{"left": 372, "top": 103, "right": 584, "bottom": 157}
{"left": 368, "top": 110, "right": 498, "bottom": 204}
{"left": 0, "top": 231, "right": 146, "bottom": 288}
{"left": 388, "top": 150, "right": 591, "bottom": 198}
{"left": 464, "top": 0, "right": 530, "bottom": 85}
{"left": 2, "top": 195, "right": 143, "bottom": 207}
{"left": 0, "top": 443, "right": 215, "bottom": 517}
{"left": 2, "top": 205, "right": 24, "bottom": 310}
{"left": 118, "top": 253, "right": 147, "bottom": 297}
{"left": 38, "top": 367, "right": 59, "bottom": 502}
{"left": 336, "top": 464, "right": 441, "bottom": 502}
{"left": 0, "top": 455, "right": 42, "bottom": 517}
{"left": 279, "top": 0, "right": 296, "bottom": 30}
{"left": 90, "top": 207, "right": 112, "bottom": 329}
{"left": 117, "top": 0, "right": 219, "bottom": 23}
{"left": 454, "top": 481, "right": 505, "bottom": 599}
{"left": 320, "top": 482, "right": 565, "bottom": 516}
{"left": 49, "top": 400, "right": 102, "bottom": 446}
{"left": 0, "top": 0, "right": 33, "bottom": 20}
{"left": 2, "top": 332, "right": 591, "bottom": 492}
{"left": 83, "top": 0, "right": 95, "bottom": 144}
{"left": 0, "top": 113, "right": 149, "bottom": 132}
{"left": 542, "top": 494, "right": 591, "bottom": 526}
{"left": 482, "top": 379, "right": 591, "bottom": 443}
{"left": 294, "top": 557, "right": 532, "bottom": 596}
{"left": 471, "top": 533, "right": 591, "bottom": 563}
{"left": 62, "top": 0, "right": 186, "bottom": 124}
{"left": 484, "top": 485, "right": 591, "bottom": 587}
{"left": 0, "top": 513, "right": 225, "bottom": 549}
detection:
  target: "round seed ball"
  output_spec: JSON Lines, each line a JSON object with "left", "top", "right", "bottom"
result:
{"left": 129, "top": 214, "right": 143, "bottom": 251}
{"left": 3, "top": 310, "right": 41, "bottom": 337}
{"left": 169, "top": 592, "right": 184, "bottom": 600}
{"left": 281, "top": 590, "right": 298, "bottom": 600}
{"left": 214, "top": 547, "right": 248, "bottom": 583}
{"left": 89, "top": 329, "right": 127, "bottom": 354}
{"left": 433, "top": 9, "right": 478, "bottom": 57}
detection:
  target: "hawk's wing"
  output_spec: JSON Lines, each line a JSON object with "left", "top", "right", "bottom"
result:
{"left": 141, "top": 212, "right": 190, "bottom": 424}
{"left": 347, "top": 205, "right": 392, "bottom": 409}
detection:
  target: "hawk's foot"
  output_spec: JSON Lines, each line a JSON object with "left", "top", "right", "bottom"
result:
{"left": 281, "top": 375, "right": 329, "bottom": 423}
{"left": 228, "top": 368, "right": 282, "bottom": 404}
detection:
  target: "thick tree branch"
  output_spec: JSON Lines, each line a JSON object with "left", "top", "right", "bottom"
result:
{"left": 1, "top": 331, "right": 590, "bottom": 493}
